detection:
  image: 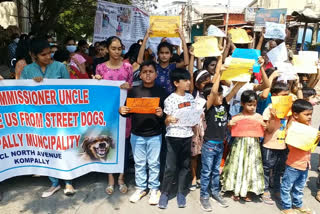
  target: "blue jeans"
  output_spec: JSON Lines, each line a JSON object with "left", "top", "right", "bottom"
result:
{"left": 280, "top": 165, "right": 308, "bottom": 210}
{"left": 130, "top": 134, "right": 162, "bottom": 190}
{"left": 49, "top": 177, "right": 72, "bottom": 187}
{"left": 200, "top": 141, "right": 224, "bottom": 198}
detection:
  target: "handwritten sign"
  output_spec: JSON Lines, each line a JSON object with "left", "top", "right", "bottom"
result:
{"left": 207, "top": 25, "right": 226, "bottom": 37}
{"left": 232, "top": 48, "right": 261, "bottom": 73}
{"left": 264, "top": 22, "right": 286, "bottom": 40}
{"left": 221, "top": 58, "right": 255, "bottom": 82}
{"left": 229, "top": 28, "right": 252, "bottom": 44}
{"left": 267, "top": 42, "right": 288, "bottom": 65}
{"left": 231, "top": 119, "right": 264, "bottom": 137}
{"left": 271, "top": 96, "right": 292, "bottom": 119}
{"left": 275, "top": 62, "right": 297, "bottom": 82}
{"left": 286, "top": 121, "right": 319, "bottom": 152}
{"left": 127, "top": 97, "right": 160, "bottom": 114}
{"left": 150, "top": 16, "right": 180, "bottom": 38}
{"left": 193, "top": 36, "right": 222, "bottom": 57}
{"left": 292, "top": 55, "right": 318, "bottom": 74}
{"left": 173, "top": 108, "right": 202, "bottom": 127}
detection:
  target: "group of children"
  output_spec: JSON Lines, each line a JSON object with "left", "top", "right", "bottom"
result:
{"left": 1, "top": 25, "right": 320, "bottom": 214}
{"left": 118, "top": 25, "right": 320, "bottom": 214}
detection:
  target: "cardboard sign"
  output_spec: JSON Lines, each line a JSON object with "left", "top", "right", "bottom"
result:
{"left": 254, "top": 8, "right": 287, "bottom": 32}
{"left": 173, "top": 108, "right": 203, "bottom": 127}
{"left": 127, "top": 97, "right": 160, "bottom": 114}
{"left": 275, "top": 62, "right": 297, "bottom": 82}
{"left": 264, "top": 22, "right": 286, "bottom": 40}
{"left": 286, "top": 121, "right": 319, "bottom": 152}
{"left": 229, "top": 28, "right": 252, "bottom": 44}
{"left": 232, "top": 48, "right": 261, "bottom": 73}
{"left": 207, "top": 25, "right": 226, "bottom": 37}
{"left": 221, "top": 58, "right": 255, "bottom": 82}
{"left": 193, "top": 36, "right": 222, "bottom": 57}
{"left": 292, "top": 54, "right": 318, "bottom": 74}
{"left": 231, "top": 119, "right": 264, "bottom": 137}
{"left": 267, "top": 42, "right": 288, "bottom": 65}
{"left": 149, "top": 16, "right": 180, "bottom": 38}
{"left": 271, "top": 96, "right": 292, "bottom": 119}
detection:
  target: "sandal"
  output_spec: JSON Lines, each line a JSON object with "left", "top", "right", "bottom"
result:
{"left": 119, "top": 183, "right": 128, "bottom": 194}
{"left": 118, "top": 179, "right": 127, "bottom": 194}
{"left": 316, "top": 191, "right": 320, "bottom": 202}
{"left": 261, "top": 192, "right": 274, "bottom": 205}
{"left": 106, "top": 185, "right": 114, "bottom": 195}
{"left": 242, "top": 196, "right": 252, "bottom": 202}
{"left": 293, "top": 207, "right": 313, "bottom": 214}
{"left": 232, "top": 195, "right": 240, "bottom": 201}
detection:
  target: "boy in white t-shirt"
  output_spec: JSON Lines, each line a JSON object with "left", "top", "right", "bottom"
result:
{"left": 158, "top": 68, "right": 195, "bottom": 209}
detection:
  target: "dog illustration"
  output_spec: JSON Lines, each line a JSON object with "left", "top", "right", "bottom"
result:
{"left": 81, "top": 135, "right": 114, "bottom": 162}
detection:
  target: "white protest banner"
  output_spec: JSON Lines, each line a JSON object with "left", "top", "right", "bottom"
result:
{"left": 93, "top": 0, "right": 149, "bottom": 51}
{"left": 267, "top": 42, "right": 288, "bottom": 65}
{"left": 264, "top": 22, "right": 286, "bottom": 40}
{"left": 0, "top": 79, "right": 127, "bottom": 182}
{"left": 173, "top": 108, "right": 203, "bottom": 127}
{"left": 207, "top": 25, "right": 226, "bottom": 37}
{"left": 293, "top": 55, "right": 318, "bottom": 74}
{"left": 275, "top": 62, "right": 297, "bottom": 82}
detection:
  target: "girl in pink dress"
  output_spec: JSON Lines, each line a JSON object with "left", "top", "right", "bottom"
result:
{"left": 95, "top": 36, "right": 133, "bottom": 195}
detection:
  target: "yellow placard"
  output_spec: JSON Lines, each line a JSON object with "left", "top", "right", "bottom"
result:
{"left": 271, "top": 96, "right": 293, "bottom": 119}
{"left": 229, "top": 28, "right": 252, "bottom": 44}
{"left": 286, "top": 121, "right": 319, "bottom": 152}
{"left": 220, "top": 58, "right": 255, "bottom": 81}
{"left": 192, "top": 36, "right": 222, "bottom": 57}
{"left": 149, "top": 16, "right": 180, "bottom": 38}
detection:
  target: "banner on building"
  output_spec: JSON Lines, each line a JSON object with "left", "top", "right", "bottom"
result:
{"left": 0, "top": 80, "right": 126, "bottom": 182}
{"left": 254, "top": 8, "right": 287, "bottom": 32}
{"left": 93, "top": 0, "right": 149, "bottom": 50}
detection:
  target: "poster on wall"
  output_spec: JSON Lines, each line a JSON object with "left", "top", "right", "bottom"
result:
{"left": 93, "top": 0, "right": 149, "bottom": 50}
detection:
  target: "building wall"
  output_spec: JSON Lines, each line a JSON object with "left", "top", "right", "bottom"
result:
{"left": 258, "top": 0, "right": 320, "bottom": 13}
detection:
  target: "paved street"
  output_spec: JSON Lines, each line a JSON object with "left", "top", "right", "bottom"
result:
{"left": 0, "top": 66, "right": 320, "bottom": 214}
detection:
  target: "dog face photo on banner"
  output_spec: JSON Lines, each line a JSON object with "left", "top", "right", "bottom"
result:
{"left": 81, "top": 135, "right": 115, "bottom": 162}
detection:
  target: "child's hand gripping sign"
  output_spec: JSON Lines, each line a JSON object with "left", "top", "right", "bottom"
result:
{"left": 271, "top": 95, "right": 293, "bottom": 119}
{"left": 149, "top": 16, "right": 180, "bottom": 37}
{"left": 126, "top": 97, "right": 160, "bottom": 114}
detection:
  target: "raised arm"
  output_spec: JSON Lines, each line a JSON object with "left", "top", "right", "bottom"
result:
{"left": 256, "top": 30, "right": 265, "bottom": 50}
{"left": 176, "top": 27, "right": 189, "bottom": 68}
{"left": 137, "top": 26, "right": 152, "bottom": 65}
{"left": 188, "top": 46, "right": 195, "bottom": 93}
{"left": 253, "top": 57, "right": 270, "bottom": 91}
{"left": 206, "top": 56, "right": 222, "bottom": 109}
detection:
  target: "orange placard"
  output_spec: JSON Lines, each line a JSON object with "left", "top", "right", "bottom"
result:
{"left": 231, "top": 119, "right": 264, "bottom": 137}
{"left": 126, "top": 98, "right": 160, "bottom": 114}
{"left": 271, "top": 96, "right": 293, "bottom": 119}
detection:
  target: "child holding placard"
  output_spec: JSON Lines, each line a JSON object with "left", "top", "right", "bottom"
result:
{"left": 280, "top": 99, "right": 317, "bottom": 214}
{"left": 198, "top": 57, "right": 247, "bottom": 211}
{"left": 137, "top": 25, "right": 189, "bottom": 95}
{"left": 261, "top": 82, "right": 290, "bottom": 204}
{"left": 119, "top": 61, "right": 166, "bottom": 205}
{"left": 158, "top": 68, "right": 195, "bottom": 209}
{"left": 221, "top": 90, "right": 265, "bottom": 202}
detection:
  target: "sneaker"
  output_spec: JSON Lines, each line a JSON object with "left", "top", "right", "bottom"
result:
{"left": 129, "top": 189, "right": 147, "bottom": 203}
{"left": 261, "top": 192, "right": 274, "bottom": 205}
{"left": 211, "top": 193, "right": 229, "bottom": 208}
{"left": 293, "top": 207, "right": 313, "bottom": 214}
{"left": 64, "top": 184, "right": 75, "bottom": 196}
{"left": 149, "top": 189, "right": 161, "bottom": 205}
{"left": 158, "top": 192, "right": 169, "bottom": 209}
{"left": 177, "top": 192, "right": 186, "bottom": 208}
{"left": 280, "top": 209, "right": 298, "bottom": 214}
{"left": 200, "top": 197, "right": 212, "bottom": 212}
{"left": 41, "top": 185, "right": 61, "bottom": 198}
